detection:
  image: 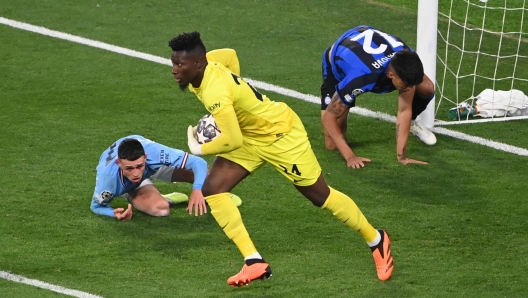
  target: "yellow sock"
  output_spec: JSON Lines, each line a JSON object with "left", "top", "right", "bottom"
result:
{"left": 321, "top": 187, "right": 378, "bottom": 243}
{"left": 206, "top": 192, "right": 257, "bottom": 257}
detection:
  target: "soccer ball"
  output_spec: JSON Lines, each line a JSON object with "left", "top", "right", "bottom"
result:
{"left": 196, "top": 114, "right": 221, "bottom": 144}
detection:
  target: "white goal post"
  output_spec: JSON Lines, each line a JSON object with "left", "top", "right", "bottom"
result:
{"left": 416, "top": 0, "right": 439, "bottom": 129}
{"left": 417, "top": 0, "right": 528, "bottom": 126}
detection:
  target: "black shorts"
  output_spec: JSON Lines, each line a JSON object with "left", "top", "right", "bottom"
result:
{"left": 412, "top": 93, "right": 434, "bottom": 120}
{"left": 320, "top": 47, "right": 342, "bottom": 110}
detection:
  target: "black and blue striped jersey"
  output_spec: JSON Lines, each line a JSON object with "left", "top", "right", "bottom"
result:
{"left": 323, "top": 25, "right": 411, "bottom": 107}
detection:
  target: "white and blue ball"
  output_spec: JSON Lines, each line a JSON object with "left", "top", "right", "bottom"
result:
{"left": 196, "top": 114, "right": 221, "bottom": 144}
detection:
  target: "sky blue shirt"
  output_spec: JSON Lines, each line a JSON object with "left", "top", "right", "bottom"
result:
{"left": 90, "top": 135, "right": 207, "bottom": 217}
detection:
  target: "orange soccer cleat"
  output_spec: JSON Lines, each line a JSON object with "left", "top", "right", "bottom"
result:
{"left": 371, "top": 230, "right": 394, "bottom": 281}
{"left": 227, "top": 261, "right": 272, "bottom": 287}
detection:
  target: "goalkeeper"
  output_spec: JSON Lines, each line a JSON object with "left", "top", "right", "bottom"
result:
{"left": 90, "top": 135, "right": 241, "bottom": 220}
{"left": 169, "top": 32, "right": 394, "bottom": 287}
{"left": 321, "top": 25, "right": 437, "bottom": 169}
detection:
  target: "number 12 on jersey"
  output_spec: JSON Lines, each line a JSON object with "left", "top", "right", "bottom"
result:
{"left": 350, "top": 29, "right": 403, "bottom": 55}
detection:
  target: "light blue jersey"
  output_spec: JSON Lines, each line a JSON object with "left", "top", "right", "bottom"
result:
{"left": 90, "top": 135, "right": 208, "bottom": 217}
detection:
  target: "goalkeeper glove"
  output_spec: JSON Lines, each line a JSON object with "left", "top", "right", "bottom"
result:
{"left": 187, "top": 125, "right": 203, "bottom": 155}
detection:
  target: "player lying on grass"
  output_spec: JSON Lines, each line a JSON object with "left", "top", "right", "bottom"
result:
{"left": 90, "top": 135, "right": 241, "bottom": 221}
{"left": 321, "top": 25, "right": 436, "bottom": 169}
{"left": 169, "top": 31, "right": 394, "bottom": 286}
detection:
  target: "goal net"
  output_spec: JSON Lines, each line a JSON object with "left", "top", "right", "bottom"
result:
{"left": 433, "top": 0, "right": 528, "bottom": 125}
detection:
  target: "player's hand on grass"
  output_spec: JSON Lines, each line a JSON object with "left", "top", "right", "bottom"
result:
{"left": 187, "top": 189, "right": 207, "bottom": 216}
{"left": 398, "top": 158, "right": 428, "bottom": 165}
{"left": 114, "top": 204, "right": 133, "bottom": 221}
{"left": 346, "top": 155, "right": 371, "bottom": 169}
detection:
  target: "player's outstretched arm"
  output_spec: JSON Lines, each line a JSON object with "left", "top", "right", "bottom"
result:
{"left": 90, "top": 199, "right": 114, "bottom": 217}
{"left": 396, "top": 89, "right": 428, "bottom": 165}
{"left": 90, "top": 200, "right": 133, "bottom": 220}
{"left": 322, "top": 92, "right": 371, "bottom": 169}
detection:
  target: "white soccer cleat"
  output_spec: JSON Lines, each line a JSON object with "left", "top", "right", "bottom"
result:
{"left": 410, "top": 121, "right": 437, "bottom": 145}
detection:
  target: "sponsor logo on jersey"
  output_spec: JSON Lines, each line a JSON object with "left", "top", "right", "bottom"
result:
{"left": 159, "top": 150, "right": 170, "bottom": 164}
{"left": 371, "top": 52, "right": 396, "bottom": 69}
{"left": 207, "top": 102, "right": 221, "bottom": 112}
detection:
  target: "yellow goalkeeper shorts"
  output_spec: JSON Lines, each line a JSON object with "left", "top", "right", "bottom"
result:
{"left": 218, "top": 114, "right": 321, "bottom": 186}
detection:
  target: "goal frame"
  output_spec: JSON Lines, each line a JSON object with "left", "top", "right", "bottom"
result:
{"left": 417, "top": 0, "right": 528, "bottom": 126}
{"left": 416, "top": 0, "right": 439, "bottom": 129}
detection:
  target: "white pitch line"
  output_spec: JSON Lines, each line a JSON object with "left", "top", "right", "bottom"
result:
{"left": 1, "top": 15, "right": 528, "bottom": 158}
{"left": 0, "top": 271, "right": 104, "bottom": 298}
{"left": 434, "top": 126, "right": 528, "bottom": 155}
{"left": 435, "top": 114, "right": 528, "bottom": 126}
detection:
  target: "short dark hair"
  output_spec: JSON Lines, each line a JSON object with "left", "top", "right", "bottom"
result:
{"left": 168, "top": 31, "right": 206, "bottom": 54}
{"left": 389, "top": 49, "right": 424, "bottom": 86}
{"left": 118, "top": 138, "right": 145, "bottom": 161}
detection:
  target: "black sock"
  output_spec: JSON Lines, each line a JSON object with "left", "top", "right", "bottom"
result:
{"left": 370, "top": 229, "right": 384, "bottom": 252}
{"left": 245, "top": 258, "right": 267, "bottom": 266}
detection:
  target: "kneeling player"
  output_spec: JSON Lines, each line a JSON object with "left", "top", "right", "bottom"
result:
{"left": 321, "top": 25, "right": 437, "bottom": 169}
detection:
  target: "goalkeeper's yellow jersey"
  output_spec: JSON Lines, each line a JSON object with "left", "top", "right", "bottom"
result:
{"left": 189, "top": 59, "right": 295, "bottom": 148}
{"left": 206, "top": 49, "right": 241, "bottom": 76}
